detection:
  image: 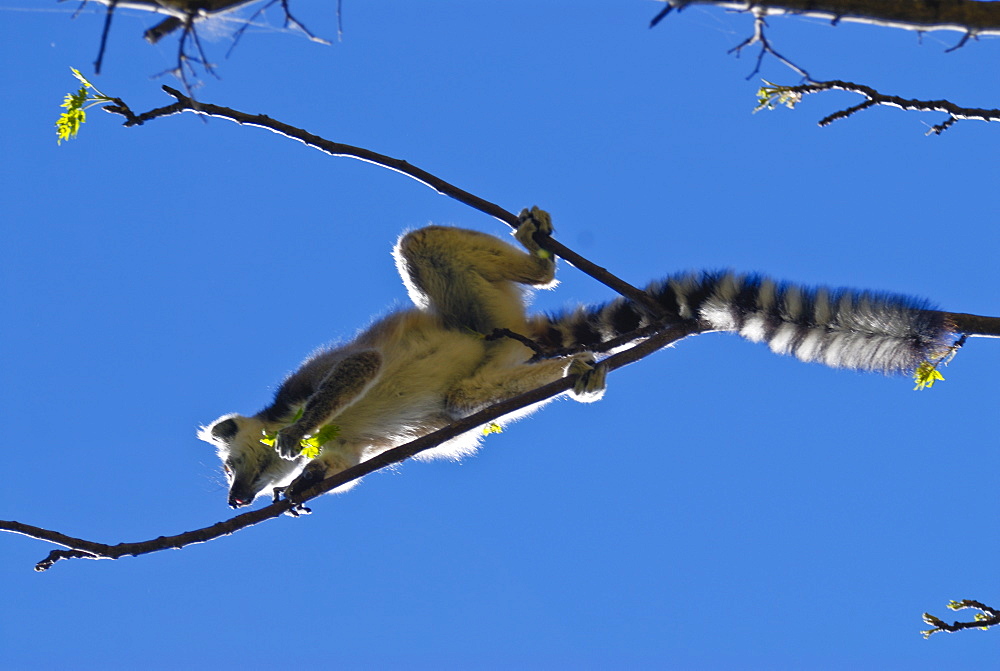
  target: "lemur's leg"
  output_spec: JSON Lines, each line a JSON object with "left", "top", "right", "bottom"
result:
{"left": 274, "top": 350, "right": 382, "bottom": 459}
{"left": 394, "top": 209, "right": 556, "bottom": 334}
{"left": 446, "top": 352, "right": 606, "bottom": 415}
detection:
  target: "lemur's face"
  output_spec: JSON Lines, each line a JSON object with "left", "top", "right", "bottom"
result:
{"left": 199, "top": 415, "right": 303, "bottom": 508}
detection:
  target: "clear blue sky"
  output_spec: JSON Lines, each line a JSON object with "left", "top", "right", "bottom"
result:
{"left": 2, "top": 2, "right": 999, "bottom": 668}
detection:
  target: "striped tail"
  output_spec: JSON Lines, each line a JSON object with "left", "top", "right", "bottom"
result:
{"left": 531, "top": 271, "right": 957, "bottom": 374}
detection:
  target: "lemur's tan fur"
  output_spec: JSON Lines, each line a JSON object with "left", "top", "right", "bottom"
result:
{"left": 199, "top": 209, "right": 603, "bottom": 507}
{"left": 201, "top": 207, "right": 965, "bottom": 508}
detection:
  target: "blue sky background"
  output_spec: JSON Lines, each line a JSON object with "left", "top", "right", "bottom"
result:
{"left": 2, "top": 1, "right": 999, "bottom": 668}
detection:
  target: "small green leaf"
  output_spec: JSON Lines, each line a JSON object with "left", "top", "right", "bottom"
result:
{"left": 298, "top": 423, "right": 341, "bottom": 458}
{"left": 310, "top": 424, "right": 341, "bottom": 447}
{"left": 55, "top": 86, "right": 89, "bottom": 145}
{"left": 482, "top": 422, "right": 503, "bottom": 436}
{"left": 913, "top": 361, "right": 945, "bottom": 391}
{"left": 71, "top": 67, "right": 93, "bottom": 89}
{"left": 754, "top": 80, "right": 802, "bottom": 113}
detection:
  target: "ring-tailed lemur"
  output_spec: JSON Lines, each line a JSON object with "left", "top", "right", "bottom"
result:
{"left": 200, "top": 208, "right": 966, "bottom": 508}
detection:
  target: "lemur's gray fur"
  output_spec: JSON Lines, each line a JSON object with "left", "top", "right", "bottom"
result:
{"left": 200, "top": 208, "right": 958, "bottom": 508}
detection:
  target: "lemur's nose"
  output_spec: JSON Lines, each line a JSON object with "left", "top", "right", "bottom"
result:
{"left": 228, "top": 495, "right": 250, "bottom": 508}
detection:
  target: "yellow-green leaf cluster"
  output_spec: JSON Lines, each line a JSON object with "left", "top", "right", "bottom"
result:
{"left": 56, "top": 87, "right": 89, "bottom": 145}
{"left": 754, "top": 80, "right": 802, "bottom": 113}
{"left": 300, "top": 424, "right": 341, "bottom": 457}
{"left": 259, "top": 420, "right": 340, "bottom": 460}
{"left": 913, "top": 361, "right": 945, "bottom": 391}
{"left": 482, "top": 422, "right": 503, "bottom": 436}
{"left": 55, "top": 67, "right": 115, "bottom": 145}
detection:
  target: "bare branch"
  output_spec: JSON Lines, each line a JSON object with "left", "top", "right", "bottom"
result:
{"left": 922, "top": 600, "right": 1000, "bottom": 637}
{"left": 947, "top": 312, "right": 1000, "bottom": 338}
{"left": 86, "top": 0, "right": 262, "bottom": 20}
{"left": 2, "top": 323, "right": 701, "bottom": 571}
{"left": 93, "top": 0, "right": 117, "bottom": 74}
{"left": 78, "top": 0, "right": 327, "bottom": 85}
{"left": 657, "top": 1, "right": 1000, "bottom": 37}
{"left": 757, "top": 80, "right": 1000, "bottom": 133}
{"left": 101, "top": 86, "right": 666, "bottom": 317}
{"left": 728, "top": 8, "right": 811, "bottom": 79}
{"left": 279, "top": 0, "right": 331, "bottom": 45}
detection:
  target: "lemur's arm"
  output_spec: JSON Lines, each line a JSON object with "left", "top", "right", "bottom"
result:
{"left": 274, "top": 350, "right": 382, "bottom": 459}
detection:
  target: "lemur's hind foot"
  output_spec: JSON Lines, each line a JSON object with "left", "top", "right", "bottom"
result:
{"left": 569, "top": 355, "right": 607, "bottom": 403}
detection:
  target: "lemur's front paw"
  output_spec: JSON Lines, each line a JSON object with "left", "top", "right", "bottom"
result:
{"left": 284, "top": 460, "right": 327, "bottom": 503}
{"left": 275, "top": 427, "right": 307, "bottom": 460}
{"left": 568, "top": 354, "right": 607, "bottom": 403}
{"left": 515, "top": 206, "right": 554, "bottom": 255}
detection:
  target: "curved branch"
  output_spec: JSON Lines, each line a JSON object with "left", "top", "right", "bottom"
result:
{"left": 101, "top": 86, "right": 666, "bottom": 317}
{"left": 660, "top": 1, "right": 1000, "bottom": 37}
{"left": 1, "top": 322, "right": 701, "bottom": 571}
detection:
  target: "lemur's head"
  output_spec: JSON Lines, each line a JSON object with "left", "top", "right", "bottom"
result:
{"left": 198, "top": 414, "right": 304, "bottom": 508}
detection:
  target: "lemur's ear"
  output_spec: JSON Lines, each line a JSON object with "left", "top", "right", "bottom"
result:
{"left": 210, "top": 418, "right": 239, "bottom": 442}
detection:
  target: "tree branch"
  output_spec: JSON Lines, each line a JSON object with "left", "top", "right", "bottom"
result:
{"left": 84, "top": 0, "right": 261, "bottom": 21}
{"left": 922, "top": 600, "right": 1000, "bottom": 637}
{"left": 757, "top": 79, "right": 1000, "bottom": 134}
{"left": 101, "top": 85, "right": 667, "bottom": 317}
{"left": 658, "top": 1, "right": 1000, "bottom": 37}
{"left": 947, "top": 312, "right": 1000, "bottom": 338}
{"left": 1, "top": 322, "right": 701, "bottom": 571}
{"left": 728, "top": 8, "right": 811, "bottom": 79}
{"left": 93, "top": 0, "right": 117, "bottom": 74}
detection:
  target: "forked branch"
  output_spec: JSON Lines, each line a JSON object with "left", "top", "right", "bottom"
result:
{"left": 80, "top": 0, "right": 328, "bottom": 89}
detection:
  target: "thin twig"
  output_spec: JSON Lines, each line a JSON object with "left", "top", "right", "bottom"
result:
{"left": 94, "top": 0, "right": 117, "bottom": 74}
{"left": 280, "top": 0, "right": 331, "bottom": 44}
{"left": 923, "top": 600, "right": 1000, "bottom": 637}
{"left": 728, "top": 10, "right": 811, "bottom": 80}
{"left": 226, "top": 0, "right": 276, "bottom": 57}
{"left": 761, "top": 79, "right": 1000, "bottom": 134}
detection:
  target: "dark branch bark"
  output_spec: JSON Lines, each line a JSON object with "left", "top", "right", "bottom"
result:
{"left": 662, "top": 1, "right": 1000, "bottom": 36}
{"left": 947, "top": 312, "right": 1000, "bottom": 338}
{"left": 728, "top": 9, "right": 811, "bottom": 79}
{"left": 86, "top": 0, "right": 260, "bottom": 19}
{"left": 759, "top": 79, "right": 1000, "bottom": 133}
{"left": 101, "top": 86, "right": 666, "bottom": 317}
{"left": 1, "top": 323, "right": 701, "bottom": 571}
{"left": 923, "top": 600, "right": 1000, "bottom": 637}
